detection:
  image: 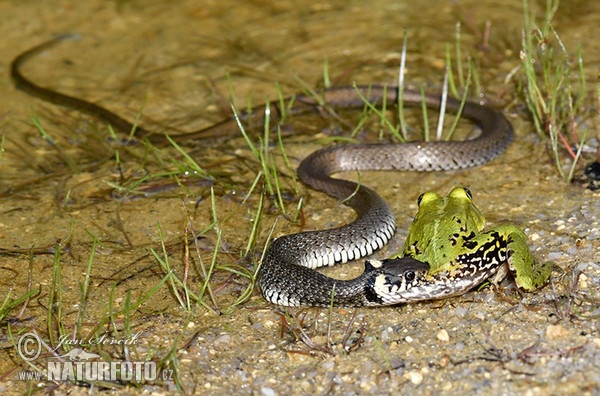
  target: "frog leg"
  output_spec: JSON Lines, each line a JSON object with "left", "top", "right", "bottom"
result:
{"left": 489, "top": 261, "right": 509, "bottom": 287}
{"left": 490, "top": 225, "right": 554, "bottom": 291}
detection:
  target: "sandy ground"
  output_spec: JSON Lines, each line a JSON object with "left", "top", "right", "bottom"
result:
{"left": 0, "top": 0, "right": 599, "bottom": 394}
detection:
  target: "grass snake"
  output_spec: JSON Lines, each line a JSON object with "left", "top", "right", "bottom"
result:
{"left": 11, "top": 36, "right": 514, "bottom": 307}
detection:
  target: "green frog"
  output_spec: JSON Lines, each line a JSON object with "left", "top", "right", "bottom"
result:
{"left": 394, "top": 187, "right": 553, "bottom": 300}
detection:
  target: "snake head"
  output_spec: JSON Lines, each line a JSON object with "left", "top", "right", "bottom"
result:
{"left": 363, "top": 257, "right": 430, "bottom": 305}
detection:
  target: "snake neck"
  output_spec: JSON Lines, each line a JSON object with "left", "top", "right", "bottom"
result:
{"left": 259, "top": 236, "right": 380, "bottom": 307}
{"left": 260, "top": 240, "right": 430, "bottom": 307}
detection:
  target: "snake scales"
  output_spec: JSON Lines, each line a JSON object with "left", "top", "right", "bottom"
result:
{"left": 11, "top": 37, "right": 514, "bottom": 307}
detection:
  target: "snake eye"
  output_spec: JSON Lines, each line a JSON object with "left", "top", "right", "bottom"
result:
{"left": 404, "top": 271, "right": 415, "bottom": 282}
{"left": 417, "top": 193, "right": 425, "bottom": 206}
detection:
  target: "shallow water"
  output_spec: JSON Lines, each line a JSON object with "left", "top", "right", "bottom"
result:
{"left": 1, "top": 0, "right": 599, "bottom": 394}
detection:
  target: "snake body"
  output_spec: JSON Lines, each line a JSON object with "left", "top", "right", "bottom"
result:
{"left": 259, "top": 88, "right": 513, "bottom": 306}
{"left": 11, "top": 37, "right": 514, "bottom": 307}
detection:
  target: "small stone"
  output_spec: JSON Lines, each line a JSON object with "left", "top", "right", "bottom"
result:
{"left": 261, "top": 387, "right": 275, "bottom": 396}
{"left": 437, "top": 329, "right": 450, "bottom": 342}
{"left": 321, "top": 361, "right": 335, "bottom": 370}
{"left": 264, "top": 320, "right": 275, "bottom": 328}
{"left": 546, "top": 324, "right": 569, "bottom": 339}
{"left": 214, "top": 334, "right": 231, "bottom": 349}
{"left": 404, "top": 371, "right": 423, "bottom": 385}
{"left": 547, "top": 251, "right": 562, "bottom": 260}
{"left": 578, "top": 273, "right": 588, "bottom": 289}
{"left": 438, "top": 355, "right": 450, "bottom": 368}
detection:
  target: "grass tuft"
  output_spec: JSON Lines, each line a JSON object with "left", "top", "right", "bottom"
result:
{"left": 517, "top": 0, "right": 590, "bottom": 182}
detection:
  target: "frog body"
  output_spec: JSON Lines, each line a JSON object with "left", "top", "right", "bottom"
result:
{"left": 396, "top": 187, "right": 552, "bottom": 298}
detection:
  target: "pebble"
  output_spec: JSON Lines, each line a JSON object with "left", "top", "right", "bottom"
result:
{"left": 437, "top": 329, "right": 450, "bottom": 342}
{"left": 214, "top": 334, "right": 231, "bottom": 349}
{"left": 579, "top": 273, "right": 588, "bottom": 289}
{"left": 321, "top": 361, "right": 335, "bottom": 370}
{"left": 404, "top": 371, "right": 423, "bottom": 385}
{"left": 261, "top": 387, "right": 275, "bottom": 396}
{"left": 454, "top": 307, "right": 466, "bottom": 317}
{"left": 546, "top": 324, "right": 569, "bottom": 340}
{"left": 547, "top": 252, "right": 562, "bottom": 260}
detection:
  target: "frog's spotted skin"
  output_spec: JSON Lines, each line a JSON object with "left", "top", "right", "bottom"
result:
{"left": 394, "top": 187, "right": 553, "bottom": 301}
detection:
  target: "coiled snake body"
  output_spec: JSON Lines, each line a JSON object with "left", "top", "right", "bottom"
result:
{"left": 11, "top": 37, "right": 514, "bottom": 307}
{"left": 257, "top": 87, "right": 513, "bottom": 306}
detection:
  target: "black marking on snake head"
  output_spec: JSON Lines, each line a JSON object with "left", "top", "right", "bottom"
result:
{"left": 364, "top": 257, "right": 429, "bottom": 304}
{"left": 381, "top": 257, "right": 429, "bottom": 287}
{"left": 364, "top": 260, "right": 382, "bottom": 272}
{"left": 364, "top": 282, "right": 384, "bottom": 304}
{"left": 380, "top": 257, "right": 428, "bottom": 272}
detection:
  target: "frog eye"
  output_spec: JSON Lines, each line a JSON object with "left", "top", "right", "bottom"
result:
{"left": 463, "top": 188, "right": 472, "bottom": 199}
{"left": 418, "top": 191, "right": 441, "bottom": 206}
